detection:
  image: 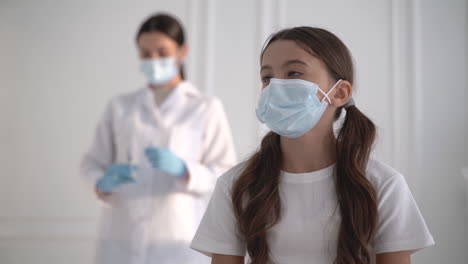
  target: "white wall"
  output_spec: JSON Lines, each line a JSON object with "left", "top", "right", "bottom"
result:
{"left": 412, "top": 0, "right": 468, "bottom": 263}
{"left": 0, "top": 0, "right": 466, "bottom": 263}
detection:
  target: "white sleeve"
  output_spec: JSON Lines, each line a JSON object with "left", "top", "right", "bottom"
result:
{"left": 79, "top": 101, "right": 115, "bottom": 192}
{"left": 374, "top": 173, "right": 435, "bottom": 254}
{"left": 184, "top": 98, "right": 237, "bottom": 195}
{"left": 190, "top": 176, "right": 246, "bottom": 257}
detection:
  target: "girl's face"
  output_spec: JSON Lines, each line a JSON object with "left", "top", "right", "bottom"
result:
{"left": 260, "top": 40, "right": 351, "bottom": 134}
{"left": 137, "top": 31, "right": 187, "bottom": 60}
{"left": 260, "top": 40, "right": 333, "bottom": 101}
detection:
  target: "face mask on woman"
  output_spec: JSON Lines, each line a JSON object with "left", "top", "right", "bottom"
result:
{"left": 140, "top": 57, "right": 179, "bottom": 85}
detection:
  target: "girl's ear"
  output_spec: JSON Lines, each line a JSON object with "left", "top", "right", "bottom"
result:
{"left": 179, "top": 44, "right": 189, "bottom": 61}
{"left": 332, "top": 80, "right": 352, "bottom": 107}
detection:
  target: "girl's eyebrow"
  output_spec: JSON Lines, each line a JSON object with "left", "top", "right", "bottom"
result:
{"left": 260, "top": 65, "right": 273, "bottom": 73}
{"left": 261, "top": 59, "right": 308, "bottom": 73}
{"left": 283, "top": 59, "right": 308, "bottom": 67}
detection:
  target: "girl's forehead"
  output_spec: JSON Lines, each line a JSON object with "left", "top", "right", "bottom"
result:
{"left": 261, "top": 40, "right": 318, "bottom": 67}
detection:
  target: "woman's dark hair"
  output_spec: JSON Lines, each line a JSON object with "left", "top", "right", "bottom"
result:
{"left": 136, "top": 13, "right": 186, "bottom": 79}
{"left": 232, "top": 27, "right": 378, "bottom": 264}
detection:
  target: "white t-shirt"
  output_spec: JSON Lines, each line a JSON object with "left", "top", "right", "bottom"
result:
{"left": 190, "top": 159, "right": 434, "bottom": 263}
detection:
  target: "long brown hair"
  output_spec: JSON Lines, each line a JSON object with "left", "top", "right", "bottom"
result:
{"left": 232, "top": 27, "right": 378, "bottom": 264}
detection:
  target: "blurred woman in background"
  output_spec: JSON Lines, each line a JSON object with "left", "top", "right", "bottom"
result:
{"left": 81, "top": 13, "right": 236, "bottom": 264}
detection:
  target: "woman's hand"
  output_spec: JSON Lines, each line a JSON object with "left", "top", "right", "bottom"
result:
{"left": 95, "top": 185, "right": 112, "bottom": 200}
{"left": 144, "top": 147, "right": 187, "bottom": 178}
{"left": 96, "top": 164, "right": 138, "bottom": 193}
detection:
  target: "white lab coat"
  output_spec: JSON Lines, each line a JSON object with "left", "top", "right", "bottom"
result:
{"left": 80, "top": 81, "right": 237, "bottom": 264}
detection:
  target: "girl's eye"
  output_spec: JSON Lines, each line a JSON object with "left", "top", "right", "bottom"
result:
{"left": 261, "top": 76, "right": 272, "bottom": 84}
{"left": 158, "top": 49, "right": 170, "bottom": 57}
{"left": 288, "top": 71, "right": 302, "bottom": 77}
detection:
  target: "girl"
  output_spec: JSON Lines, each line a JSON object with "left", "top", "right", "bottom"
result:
{"left": 81, "top": 13, "right": 236, "bottom": 264}
{"left": 191, "top": 27, "right": 434, "bottom": 264}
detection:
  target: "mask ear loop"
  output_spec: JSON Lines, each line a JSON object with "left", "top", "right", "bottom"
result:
{"left": 318, "top": 79, "right": 343, "bottom": 103}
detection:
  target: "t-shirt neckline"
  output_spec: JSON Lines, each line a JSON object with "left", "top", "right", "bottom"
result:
{"left": 280, "top": 163, "right": 335, "bottom": 183}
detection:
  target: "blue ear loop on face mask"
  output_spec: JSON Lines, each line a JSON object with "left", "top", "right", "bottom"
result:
{"left": 256, "top": 78, "right": 342, "bottom": 138}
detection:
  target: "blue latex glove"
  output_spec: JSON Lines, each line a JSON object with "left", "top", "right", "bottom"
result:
{"left": 96, "top": 164, "right": 138, "bottom": 193}
{"left": 144, "top": 147, "right": 187, "bottom": 178}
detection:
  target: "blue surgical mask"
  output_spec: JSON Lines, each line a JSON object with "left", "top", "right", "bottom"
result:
{"left": 140, "top": 57, "right": 179, "bottom": 85}
{"left": 256, "top": 78, "right": 342, "bottom": 138}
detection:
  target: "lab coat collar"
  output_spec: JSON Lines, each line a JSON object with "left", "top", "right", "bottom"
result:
{"left": 159, "top": 81, "right": 200, "bottom": 111}
{"left": 139, "top": 81, "right": 200, "bottom": 121}
{"left": 176, "top": 81, "right": 200, "bottom": 97}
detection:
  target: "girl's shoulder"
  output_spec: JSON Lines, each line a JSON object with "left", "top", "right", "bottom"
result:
{"left": 216, "top": 162, "right": 249, "bottom": 192}
{"left": 366, "top": 158, "right": 409, "bottom": 195}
